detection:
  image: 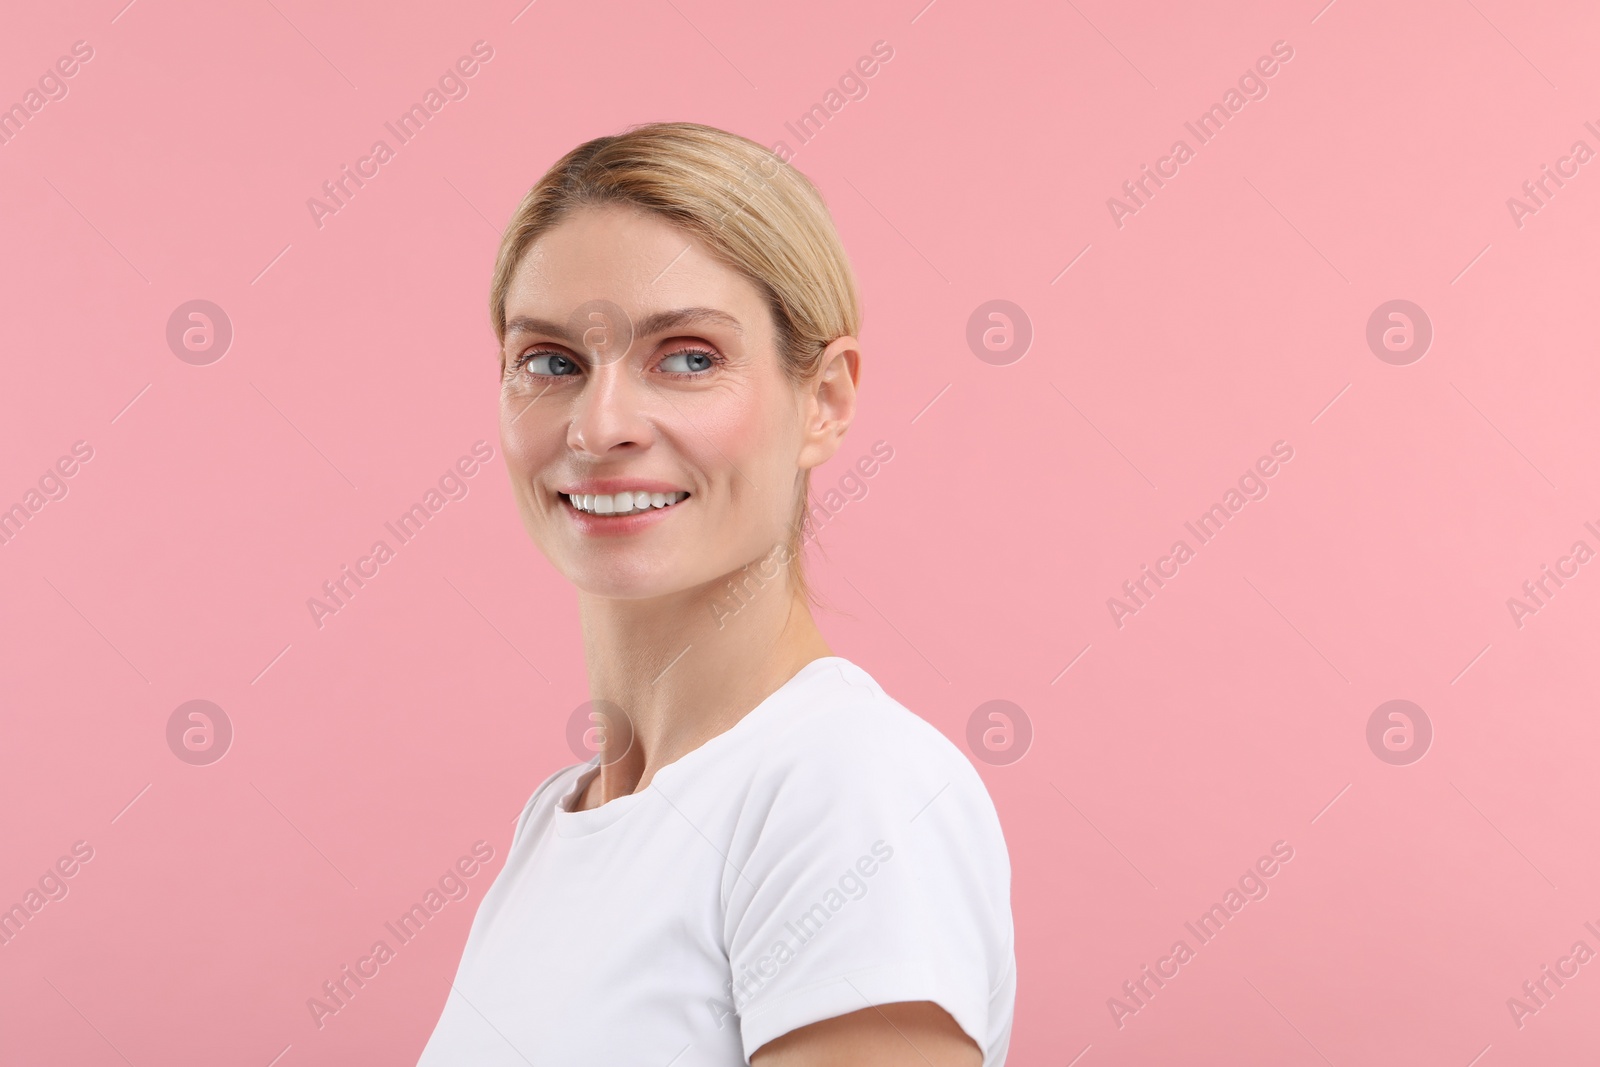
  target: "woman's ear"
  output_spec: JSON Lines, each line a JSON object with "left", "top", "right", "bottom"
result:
{"left": 797, "top": 336, "right": 861, "bottom": 472}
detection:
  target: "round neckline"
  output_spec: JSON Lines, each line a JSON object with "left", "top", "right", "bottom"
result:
{"left": 552, "top": 655, "right": 853, "bottom": 837}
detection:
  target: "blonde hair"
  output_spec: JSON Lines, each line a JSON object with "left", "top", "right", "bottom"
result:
{"left": 489, "top": 121, "right": 862, "bottom": 608}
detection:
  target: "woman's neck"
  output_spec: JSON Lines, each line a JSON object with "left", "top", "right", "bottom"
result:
{"left": 572, "top": 565, "right": 830, "bottom": 809}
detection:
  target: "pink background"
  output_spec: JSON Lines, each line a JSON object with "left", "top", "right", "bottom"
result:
{"left": 3, "top": 0, "right": 1598, "bottom": 1063}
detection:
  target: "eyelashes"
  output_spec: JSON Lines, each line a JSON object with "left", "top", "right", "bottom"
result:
{"left": 658, "top": 347, "right": 722, "bottom": 374}
{"left": 509, "top": 345, "right": 725, "bottom": 379}
{"left": 510, "top": 351, "right": 579, "bottom": 377}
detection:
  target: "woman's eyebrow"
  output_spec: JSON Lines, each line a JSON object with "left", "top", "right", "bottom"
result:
{"left": 503, "top": 306, "right": 744, "bottom": 344}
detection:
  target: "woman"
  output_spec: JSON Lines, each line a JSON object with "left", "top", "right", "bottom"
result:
{"left": 417, "top": 122, "right": 1015, "bottom": 1066}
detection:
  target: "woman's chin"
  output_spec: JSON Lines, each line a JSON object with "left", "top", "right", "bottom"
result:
{"left": 564, "top": 561, "right": 698, "bottom": 602}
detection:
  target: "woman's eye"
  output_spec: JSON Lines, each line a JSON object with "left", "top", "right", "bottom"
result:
{"left": 659, "top": 348, "right": 717, "bottom": 374}
{"left": 520, "top": 351, "right": 580, "bottom": 376}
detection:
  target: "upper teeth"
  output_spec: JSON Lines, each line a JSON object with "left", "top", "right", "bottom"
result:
{"left": 569, "top": 491, "right": 687, "bottom": 515}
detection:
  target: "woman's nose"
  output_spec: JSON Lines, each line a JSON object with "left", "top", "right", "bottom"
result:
{"left": 567, "top": 363, "right": 652, "bottom": 456}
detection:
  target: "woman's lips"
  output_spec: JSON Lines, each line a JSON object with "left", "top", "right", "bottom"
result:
{"left": 558, "top": 479, "right": 687, "bottom": 496}
{"left": 557, "top": 490, "right": 689, "bottom": 535}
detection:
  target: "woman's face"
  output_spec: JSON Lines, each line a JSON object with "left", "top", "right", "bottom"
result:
{"left": 498, "top": 204, "right": 831, "bottom": 601}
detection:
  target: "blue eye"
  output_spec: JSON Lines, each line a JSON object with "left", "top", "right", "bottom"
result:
{"left": 659, "top": 348, "right": 719, "bottom": 374}
{"left": 519, "top": 351, "right": 581, "bottom": 376}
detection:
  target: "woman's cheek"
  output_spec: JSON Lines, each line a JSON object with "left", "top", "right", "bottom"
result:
{"left": 696, "top": 401, "right": 798, "bottom": 533}
{"left": 500, "top": 387, "right": 562, "bottom": 460}
{"left": 499, "top": 419, "right": 559, "bottom": 530}
{"left": 675, "top": 381, "right": 776, "bottom": 459}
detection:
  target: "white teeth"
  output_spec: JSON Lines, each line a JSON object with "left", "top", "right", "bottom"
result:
{"left": 568, "top": 491, "right": 687, "bottom": 516}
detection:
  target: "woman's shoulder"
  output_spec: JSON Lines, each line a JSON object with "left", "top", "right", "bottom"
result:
{"left": 752, "top": 657, "right": 1002, "bottom": 824}
{"left": 773, "top": 657, "right": 976, "bottom": 758}
{"left": 510, "top": 759, "right": 592, "bottom": 843}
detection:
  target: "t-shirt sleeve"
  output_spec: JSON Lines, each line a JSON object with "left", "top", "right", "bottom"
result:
{"left": 722, "top": 703, "right": 1014, "bottom": 1063}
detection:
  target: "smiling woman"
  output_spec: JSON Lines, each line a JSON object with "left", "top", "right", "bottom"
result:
{"left": 416, "top": 122, "right": 1015, "bottom": 1067}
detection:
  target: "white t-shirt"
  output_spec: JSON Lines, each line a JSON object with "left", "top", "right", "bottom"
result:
{"left": 416, "top": 656, "right": 1016, "bottom": 1066}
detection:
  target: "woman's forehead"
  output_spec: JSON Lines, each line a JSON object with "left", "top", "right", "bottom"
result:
{"left": 505, "top": 216, "right": 772, "bottom": 345}
{"left": 516, "top": 205, "right": 710, "bottom": 282}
